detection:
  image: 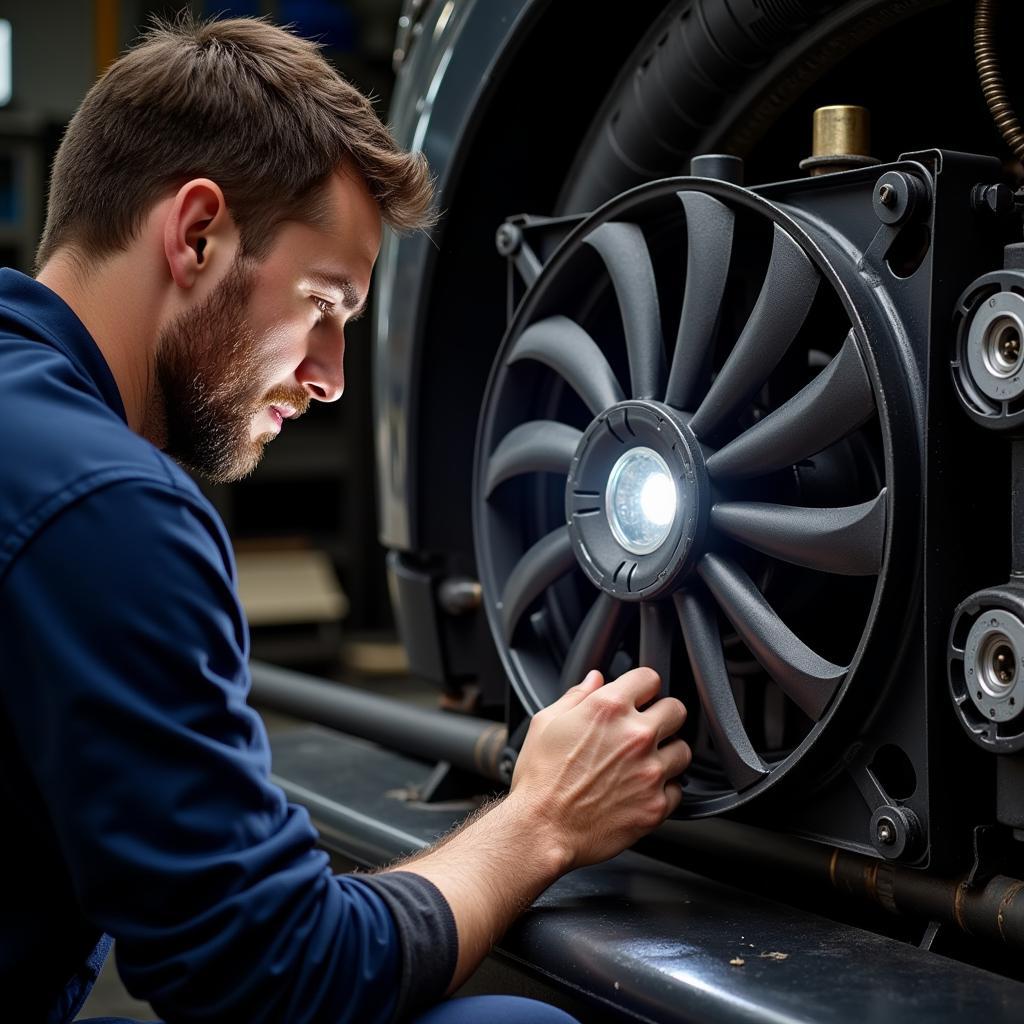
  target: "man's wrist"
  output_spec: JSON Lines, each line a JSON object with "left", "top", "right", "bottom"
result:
{"left": 499, "top": 788, "right": 576, "bottom": 881}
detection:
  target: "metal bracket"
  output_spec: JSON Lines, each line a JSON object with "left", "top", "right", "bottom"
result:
{"left": 843, "top": 743, "right": 922, "bottom": 861}
{"left": 497, "top": 212, "right": 587, "bottom": 323}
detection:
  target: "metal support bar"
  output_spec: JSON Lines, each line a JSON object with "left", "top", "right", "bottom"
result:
{"left": 249, "top": 661, "right": 508, "bottom": 782}
{"left": 641, "top": 819, "right": 1024, "bottom": 951}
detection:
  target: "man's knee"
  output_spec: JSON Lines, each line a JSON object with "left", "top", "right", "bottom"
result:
{"left": 412, "top": 994, "right": 581, "bottom": 1024}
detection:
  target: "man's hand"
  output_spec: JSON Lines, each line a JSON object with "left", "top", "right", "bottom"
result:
{"left": 509, "top": 668, "right": 691, "bottom": 869}
{"left": 392, "top": 667, "right": 690, "bottom": 992}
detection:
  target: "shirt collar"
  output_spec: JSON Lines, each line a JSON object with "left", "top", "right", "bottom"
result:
{"left": 0, "top": 268, "right": 128, "bottom": 423}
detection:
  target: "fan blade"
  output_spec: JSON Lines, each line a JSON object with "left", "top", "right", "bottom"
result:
{"left": 508, "top": 316, "right": 625, "bottom": 416}
{"left": 675, "top": 590, "right": 769, "bottom": 791}
{"left": 501, "top": 527, "right": 576, "bottom": 642}
{"left": 561, "top": 593, "right": 625, "bottom": 690}
{"left": 485, "top": 420, "right": 582, "bottom": 497}
{"left": 665, "top": 192, "right": 735, "bottom": 410}
{"left": 584, "top": 222, "right": 666, "bottom": 400}
{"left": 698, "top": 553, "right": 845, "bottom": 720}
{"left": 689, "top": 224, "right": 820, "bottom": 441}
{"left": 706, "top": 332, "right": 874, "bottom": 481}
{"left": 710, "top": 490, "right": 887, "bottom": 577}
{"left": 639, "top": 601, "right": 673, "bottom": 697}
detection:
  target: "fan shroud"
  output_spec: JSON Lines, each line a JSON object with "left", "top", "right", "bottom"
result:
{"left": 474, "top": 174, "right": 919, "bottom": 820}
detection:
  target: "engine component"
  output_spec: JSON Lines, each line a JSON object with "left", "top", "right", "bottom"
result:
{"left": 952, "top": 268, "right": 1024, "bottom": 429}
{"left": 799, "top": 104, "right": 878, "bottom": 176}
{"left": 949, "top": 586, "right": 1024, "bottom": 752}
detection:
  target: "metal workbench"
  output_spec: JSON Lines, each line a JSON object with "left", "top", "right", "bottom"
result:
{"left": 269, "top": 725, "right": 1024, "bottom": 1023}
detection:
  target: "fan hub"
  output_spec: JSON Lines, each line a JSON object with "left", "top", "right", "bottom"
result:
{"left": 565, "top": 400, "right": 707, "bottom": 601}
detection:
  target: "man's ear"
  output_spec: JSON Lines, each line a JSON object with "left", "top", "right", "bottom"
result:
{"left": 163, "top": 178, "right": 237, "bottom": 289}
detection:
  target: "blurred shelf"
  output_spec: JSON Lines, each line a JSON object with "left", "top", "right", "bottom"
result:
{"left": 235, "top": 547, "right": 349, "bottom": 627}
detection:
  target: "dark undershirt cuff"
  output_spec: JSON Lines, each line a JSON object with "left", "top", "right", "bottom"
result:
{"left": 359, "top": 870, "right": 458, "bottom": 1021}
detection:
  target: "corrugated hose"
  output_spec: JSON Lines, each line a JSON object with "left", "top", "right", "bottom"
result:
{"left": 976, "top": 0, "right": 1024, "bottom": 163}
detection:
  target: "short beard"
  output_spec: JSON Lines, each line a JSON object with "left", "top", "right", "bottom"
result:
{"left": 149, "top": 257, "right": 305, "bottom": 484}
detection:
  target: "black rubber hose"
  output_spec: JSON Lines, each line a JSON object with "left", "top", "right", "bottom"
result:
{"left": 975, "top": 0, "right": 1024, "bottom": 164}
{"left": 249, "top": 661, "right": 508, "bottom": 782}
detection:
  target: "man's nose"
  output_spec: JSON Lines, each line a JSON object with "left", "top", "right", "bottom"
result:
{"left": 298, "top": 338, "right": 345, "bottom": 402}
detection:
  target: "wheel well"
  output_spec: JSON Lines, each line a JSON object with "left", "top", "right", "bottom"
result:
{"left": 412, "top": 0, "right": 670, "bottom": 566}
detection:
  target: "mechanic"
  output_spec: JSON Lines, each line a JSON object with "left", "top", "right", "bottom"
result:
{"left": 0, "top": 16, "right": 692, "bottom": 1024}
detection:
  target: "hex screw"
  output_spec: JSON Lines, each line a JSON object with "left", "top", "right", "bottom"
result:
{"left": 495, "top": 223, "right": 522, "bottom": 257}
{"left": 877, "top": 183, "right": 897, "bottom": 208}
{"left": 876, "top": 817, "right": 897, "bottom": 846}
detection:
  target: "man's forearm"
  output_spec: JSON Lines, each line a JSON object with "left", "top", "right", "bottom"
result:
{"left": 382, "top": 668, "right": 690, "bottom": 995}
{"left": 387, "top": 791, "right": 571, "bottom": 992}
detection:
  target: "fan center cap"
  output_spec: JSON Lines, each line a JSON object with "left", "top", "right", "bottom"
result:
{"left": 565, "top": 400, "right": 707, "bottom": 601}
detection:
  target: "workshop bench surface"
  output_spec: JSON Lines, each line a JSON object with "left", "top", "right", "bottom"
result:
{"left": 269, "top": 725, "right": 1024, "bottom": 1024}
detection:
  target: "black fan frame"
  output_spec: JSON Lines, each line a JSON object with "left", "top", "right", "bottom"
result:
{"left": 474, "top": 153, "right": 1010, "bottom": 866}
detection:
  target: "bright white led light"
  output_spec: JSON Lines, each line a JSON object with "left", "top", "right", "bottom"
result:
{"left": 640, "top": 471, "right": 676, "bottom": 526}
{"left": 606, "top": 447, "right": 678, "bottom": 555}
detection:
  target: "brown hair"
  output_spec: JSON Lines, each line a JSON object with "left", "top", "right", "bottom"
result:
{"left": 36, "top": 14, "right": 434, "bottom": 268}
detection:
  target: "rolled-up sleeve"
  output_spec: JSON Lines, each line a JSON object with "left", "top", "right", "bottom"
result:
{"left": 0, "top": 477, "right": 456, "bottom": 1022}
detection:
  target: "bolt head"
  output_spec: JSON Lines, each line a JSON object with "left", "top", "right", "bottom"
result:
{"left": 495, "top": 224, "right": 522, "bottom": 256}
{"left": 876, "top": 817, "right": 896, "bottom": 845}
{"left": 878, "top": 183, "right": 897, "bottom": 208}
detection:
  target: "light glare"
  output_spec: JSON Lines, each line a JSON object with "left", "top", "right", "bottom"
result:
{"left": 640, "top": 472, "right": 676, "bottom": 526}
{"left": 606, "top": 446, "right": 678, "bottom": 555}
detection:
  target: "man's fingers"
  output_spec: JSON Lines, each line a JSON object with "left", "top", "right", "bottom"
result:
{"left": 548, "top": 670, "right": 604, "bottom": 713}
{"left": 605, "top": 666, "right": 662, "bottom": 709}
{"left": 644, "top": 696, "right": 687, "bottom": 743}
{"left": 657, "top": 738, "right": 692, "bottom": 779}
{"left": 664, "top": 779, "right": 684, "bottom": 816}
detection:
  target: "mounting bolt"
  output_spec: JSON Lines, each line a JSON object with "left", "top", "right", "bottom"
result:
{"left": 870, "top": 804, "right": 919, "bottom": 860}
{"left": 876, "top": 817, "right": 896, "bottom": 845}
{"left": 872, "top": 171, "right": 927, "bottom": 225}
{"left": 495, "top": 223, "right": 523, "bottom": 257}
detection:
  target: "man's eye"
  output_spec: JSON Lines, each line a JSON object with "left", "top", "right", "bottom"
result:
{"left": 313, "top": 297, "right": 334, "bottom": 320}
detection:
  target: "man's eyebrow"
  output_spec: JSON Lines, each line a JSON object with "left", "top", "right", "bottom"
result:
{"left": 307, "top": 271, "right": 367, "bottom": 315}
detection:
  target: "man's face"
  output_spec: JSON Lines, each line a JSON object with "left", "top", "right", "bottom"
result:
{"left": 155, "top": 170, "right": 382, "bottom": 483}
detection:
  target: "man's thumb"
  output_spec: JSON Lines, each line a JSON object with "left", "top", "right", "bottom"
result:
{"left": 550, "top": 669, "right": 604, "bottom": 712}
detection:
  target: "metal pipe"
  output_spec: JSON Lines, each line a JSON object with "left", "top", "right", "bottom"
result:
{"left": 249, "top": 661, "right": 508, "bottom": 782}
{"left": 641, "top": 819, "right": 1024, "bottom": 950}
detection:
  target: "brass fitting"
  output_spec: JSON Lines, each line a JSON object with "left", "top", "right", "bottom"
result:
{"left": 799, "top": 105, "right": 879, "bottom": 176}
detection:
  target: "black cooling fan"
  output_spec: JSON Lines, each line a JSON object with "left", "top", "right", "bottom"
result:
{"left": 475, "top": 175, "right": 909, "bottom": 820}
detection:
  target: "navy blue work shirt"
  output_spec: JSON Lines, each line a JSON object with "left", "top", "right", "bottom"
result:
{"left": 0, "top": 270, "right": 457, "bottom": 1023}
